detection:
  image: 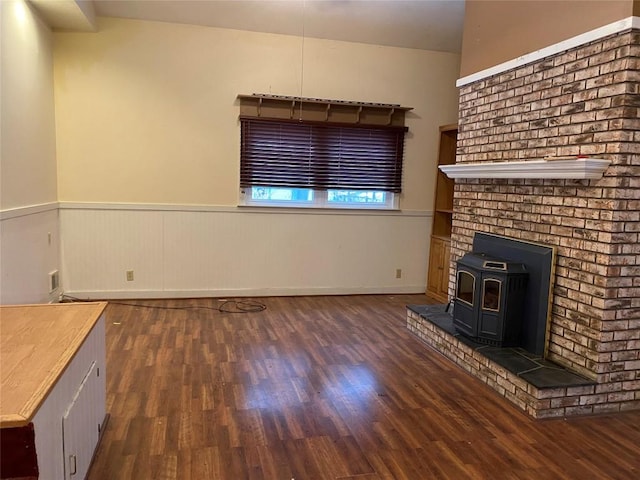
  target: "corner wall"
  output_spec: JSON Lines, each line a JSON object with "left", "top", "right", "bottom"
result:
{"left": 0, "top": 0, "right": 60, "bottom": 304}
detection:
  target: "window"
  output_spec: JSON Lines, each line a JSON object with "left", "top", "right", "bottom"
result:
{"left": 242, "top": 186, "right": 395, "bottom": 209}
{"left": 237, "top": 95, "right": 410, "bottom": 210}
{"left": 245, "top": 186, "right": 315, "bottom": 207}
{"left": 327, "top": 190, "right": 388, "bottom": 205}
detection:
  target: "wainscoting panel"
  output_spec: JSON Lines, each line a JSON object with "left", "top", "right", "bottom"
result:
{"left": 60, "top": 208, "right": 165, "bottom": 295}
{"left": 60, "top": 205, "right": 431, "bottom": 299}
{"left": 0, "top": 205, "right": 60, "bottom": 304}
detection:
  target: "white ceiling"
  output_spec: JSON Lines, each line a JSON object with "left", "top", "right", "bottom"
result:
{"left": 90, "top": 0, "right": 465, "bottom": 53}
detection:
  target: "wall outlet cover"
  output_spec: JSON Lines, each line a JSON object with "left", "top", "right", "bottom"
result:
{"left": 49, "top": 270, "right": 59, "bottom": 293}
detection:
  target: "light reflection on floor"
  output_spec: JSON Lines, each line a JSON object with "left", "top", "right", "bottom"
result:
{"left": 245, "top": 362, "right": 379, "bottom": 411}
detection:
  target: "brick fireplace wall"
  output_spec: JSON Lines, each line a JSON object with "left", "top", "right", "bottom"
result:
{"left": 449, "top": 28, "right": 639, "bottom": 414}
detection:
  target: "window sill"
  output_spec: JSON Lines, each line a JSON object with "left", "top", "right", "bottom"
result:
{"left": 236, "top": 204, "right": 403, "bottom": 215}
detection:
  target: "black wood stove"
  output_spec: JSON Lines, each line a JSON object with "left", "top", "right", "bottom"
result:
{"left": 453, "top": 252, "right": 528, "bottom": 347}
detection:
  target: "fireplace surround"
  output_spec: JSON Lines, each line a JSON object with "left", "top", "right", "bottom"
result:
{"left": 461, "top": 233, "right": 555, "bottom": 356}
{"left": 409, "top": 22, "right": 639, "bottom": 418}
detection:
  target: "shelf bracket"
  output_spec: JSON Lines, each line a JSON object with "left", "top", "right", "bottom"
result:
{"left": 387, "top": 107, "right": 395, "bottom": 125}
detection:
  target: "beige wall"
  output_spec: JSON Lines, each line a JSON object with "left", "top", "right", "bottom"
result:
{"left": 0, "top": 0, "right": 60, "bottom": 304}
{"left": 53, "top": 17, "right": 460, "bottom": 211}
{"left": 1, "top": 0, "right": 58, "bottom": 209}
{"left": 460, "top": 0, "right": 635, "bottom": 77}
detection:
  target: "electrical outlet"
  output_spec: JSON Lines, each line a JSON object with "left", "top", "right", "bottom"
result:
{"left": 49, "top": 270, "right": 59, "bottom": 293}
{"left": 126, "top": 270, "right": 134, "bottom": 281}
{"left": 396, "top": 268, "right": 402, "bottom": 279}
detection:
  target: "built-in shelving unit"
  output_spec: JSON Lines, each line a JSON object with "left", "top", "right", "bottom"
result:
{"left": 426, "top": 124, "right": 457, "bottom": 303}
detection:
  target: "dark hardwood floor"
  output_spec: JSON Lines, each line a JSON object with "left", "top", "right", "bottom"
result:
{"left": 88, "top": 295, "right": 640, "bottom": 479}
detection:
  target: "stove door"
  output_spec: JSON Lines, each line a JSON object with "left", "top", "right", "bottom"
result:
{"left": 478, "top": 276, "right": 505, "bottom": 343}
{"left": 453, "top": 269, "right": 478, "bottom": 336}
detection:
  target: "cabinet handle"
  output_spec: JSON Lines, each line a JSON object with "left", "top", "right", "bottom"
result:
{"left": 69, "top": 455, "right": 77, "bottom": 476}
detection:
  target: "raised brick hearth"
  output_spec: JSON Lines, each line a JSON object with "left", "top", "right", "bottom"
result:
{"left": 407, "top": 305, "right": 598, "bottom": 419}
{"left": 411, "top": 26, "right": 639, "bottom": 417}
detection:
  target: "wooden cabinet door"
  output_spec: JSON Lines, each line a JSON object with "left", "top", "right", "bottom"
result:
{"left": 427, "top": 236, "right": 451, "bottom": 302}
{"left": 438, "top": 239, "right": 451, "bottom": 298}
{"left": 427, "top": 237, "right": 444, "bottom": 295}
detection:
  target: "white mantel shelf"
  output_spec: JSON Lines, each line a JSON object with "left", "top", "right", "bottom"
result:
{"left": 439, "top": 158, "right": 611, "bottom": 180}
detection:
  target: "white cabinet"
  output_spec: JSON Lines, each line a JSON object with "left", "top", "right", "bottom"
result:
{"left": 63, "top": 361, "right": 100, "bottom": 480}
{"left": 0, "top": 303, "right": 107, "bottom": 480}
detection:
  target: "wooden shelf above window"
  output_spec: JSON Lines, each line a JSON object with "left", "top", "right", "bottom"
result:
{"left": 238, "top": 93, "right": 412, "bottom": 127}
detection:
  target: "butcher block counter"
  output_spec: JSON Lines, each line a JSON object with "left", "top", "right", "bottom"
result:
{"left": 0, "top": 302, "right": 108, "bottom": 480}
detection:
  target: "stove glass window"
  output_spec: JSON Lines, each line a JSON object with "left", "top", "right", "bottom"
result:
{"left": 482, "top": 279, "right": 501, "bottom": 311}
{"left": 456, "top": 271, "right": 475, "bottom": 306}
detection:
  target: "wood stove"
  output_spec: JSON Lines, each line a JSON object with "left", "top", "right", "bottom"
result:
{"left": 453, "top": 252, "right": 528, "bottom": 347}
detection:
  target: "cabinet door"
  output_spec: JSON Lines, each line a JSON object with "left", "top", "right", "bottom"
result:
{"left": 427, "top": 237, "right": 452, "bottom": 302}
{"left": 438, "top": 239, "right": 451, "bottom": 298}
{"left": 427, "top": 237, "right": 444, "bottom": 296}
{"left": 62, "top": 362, "right": 101, "bottom": 480}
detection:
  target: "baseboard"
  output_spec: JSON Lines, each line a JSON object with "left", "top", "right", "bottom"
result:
{"left": 64, "top": 285, "right": 427, "bottom": 300}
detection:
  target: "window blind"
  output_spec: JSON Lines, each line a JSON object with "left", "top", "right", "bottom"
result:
{"left": 240, "top": 117, "right": 407, "bottom": 193}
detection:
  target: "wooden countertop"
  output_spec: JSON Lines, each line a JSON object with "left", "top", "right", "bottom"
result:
{"left": 0, "top": 302, "right": 107, "bottom": 428}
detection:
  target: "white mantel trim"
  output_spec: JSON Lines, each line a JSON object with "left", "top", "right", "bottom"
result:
{"left": 439, "top": 158, "right": 611, "bottom": 179}
{"left": 457, "top": 16, "right": 639, "bottom": 87}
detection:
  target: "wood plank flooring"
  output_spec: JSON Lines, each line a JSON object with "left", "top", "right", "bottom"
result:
{"left": 88, "top": 295, "right": 640, "bottom": 479}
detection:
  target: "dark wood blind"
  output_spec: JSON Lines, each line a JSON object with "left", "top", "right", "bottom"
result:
{"left": 240, "top": 117, "right": 407, "bottom": 192}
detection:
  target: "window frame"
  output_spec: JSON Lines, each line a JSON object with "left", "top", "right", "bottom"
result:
{"left": 240, "top": 186, "right": 399, "bottom": 210}
{"left": 237, "top": 94, "right": 411, "bottom": 211}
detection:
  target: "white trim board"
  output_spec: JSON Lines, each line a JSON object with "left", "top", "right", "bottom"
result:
{"left": 0, "top": 202, "right": 59, "bottom": 221}
{"left": 457, "top": 16, "right": 640, "bottom": 87}
{"left": 63, "top": 285, "right": 427, "bottom": 300}
{"left": 439, "top": 158, "right": 611, "bottom": 180}
{"left": 58, "top": 202, "right": 431, "bottom": 218}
